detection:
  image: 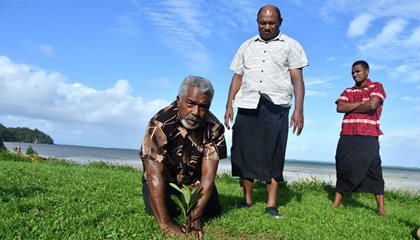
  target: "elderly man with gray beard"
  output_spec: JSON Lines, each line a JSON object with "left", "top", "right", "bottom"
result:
{"left": 140, "top": 75, "right": 227, "bottom": 238}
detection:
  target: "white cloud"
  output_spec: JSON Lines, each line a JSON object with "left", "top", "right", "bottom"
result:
{"left": 380, "top": 127, "right": 420, "bottom": 167}
{"left": 359, "top": 18, "right": 407, "bottom": 52}
{"left": 401, "top": 96, "right": 420, "bottom": 102}
{"left": 405, "top": 25, "right": 420, "bottom": 47}
{"left": 320, "top": 1, "right": 420, "bottom": 22}
{"left": 389, "top": 63, "right": 420, "bottom": 83}
{"left": 127, "top": 0, "right": 259, "bottom": 72}
{"left": 347, "top": 14, "right": 375, "bottom": 38}
{"left": 38, "top": 44, "right": 54, "bottom": 56}
{"left": 151, "top": 77, "right": 172, "bottom": 87}
{"left": 0, "top": 56, "right": 169, "bottom": 148}
{"left": 305, "top": 77, "right": 336, "bottom": 97}
{"left": 135, "top": 0, "right": 212, "bottom": 72}
{"left": 112, "top": 14, "right": 140, "bottom": 37}
{"left": 320, "top": 1, "right": 420, "bottom": 85}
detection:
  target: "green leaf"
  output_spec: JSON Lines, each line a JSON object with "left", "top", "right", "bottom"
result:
{"left": 170, "top": 194, "right": 186, "bottom": 217}
{"left": 173, "top": 215, "right": 185, "bottom": 226}
{"left": 182, "top": 185, "right": 191, "bottom": 205}
{"left": 169, "top": 183, "right": 182, "bottom": 193}
{"left": 191, "top": 186, "right": 199, "bottom": 195}
{"left": 187, "top": 193, "right": 202, "bottom": 212}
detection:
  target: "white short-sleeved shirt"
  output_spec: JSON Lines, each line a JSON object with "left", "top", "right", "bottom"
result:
{"left": 230, "top": 33, "right": 309, "bottom": 109}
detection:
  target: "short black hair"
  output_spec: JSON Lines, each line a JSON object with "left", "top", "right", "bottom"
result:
{"left": 352, "top": 60, "right": 370, "bottom": 70}
{"left": 257, "top": 5, "right": 282, "bottom": 21}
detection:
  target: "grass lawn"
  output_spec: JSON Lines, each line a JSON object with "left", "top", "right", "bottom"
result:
{"left": 1, "top": 151, "right": 419, "bottom": 239}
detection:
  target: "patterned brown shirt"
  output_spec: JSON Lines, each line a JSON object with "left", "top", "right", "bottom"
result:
{"left": 140, "top": 100, "right": 227, "bottom": 185}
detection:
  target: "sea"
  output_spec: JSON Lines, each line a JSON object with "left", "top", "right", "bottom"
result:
{"left": 4, "top": 142, "right": 420, "bottom": 193}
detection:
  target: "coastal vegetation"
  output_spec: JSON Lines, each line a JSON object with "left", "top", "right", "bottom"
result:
{"left": 0, "top": 123, "right": 54, "bottom": 144}
{"left": 0, "top": 151, "right": 419, "bottom": 239}
{"left": 0, "top": 139, "right": 5, "bottom": 151}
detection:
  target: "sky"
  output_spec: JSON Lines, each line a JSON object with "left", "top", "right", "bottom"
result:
{"left": 0, "top": 0, "right": 419, "bottom": 168}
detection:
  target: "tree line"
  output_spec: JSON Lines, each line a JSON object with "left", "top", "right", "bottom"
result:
{"left": 0, "top": 123, "right": 54, "bottom": 147}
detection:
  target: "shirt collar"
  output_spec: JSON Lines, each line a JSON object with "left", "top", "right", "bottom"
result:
{"left": 254, "top": 32, "right": 283, "bottom": 42}
{"left": 352, "top": 79, "right": 372, "bottom": 89}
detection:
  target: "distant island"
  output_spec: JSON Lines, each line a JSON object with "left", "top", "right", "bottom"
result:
{"left": 0, "top": 123, "right": 54, "bottom": 144}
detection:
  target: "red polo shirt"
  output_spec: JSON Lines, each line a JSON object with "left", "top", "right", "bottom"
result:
{"left": 336, "top": 79, "right": 386, "bottom": 136}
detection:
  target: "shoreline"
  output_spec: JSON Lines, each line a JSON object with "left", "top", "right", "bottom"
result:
{"left": 4, "top": 142, "right": 420, "bottom": 194}
{"left": 218, "top": 162, "right": 420, "bottom": 194}
{"left": 47, "top": 157, "right": 420, "bottom": 195}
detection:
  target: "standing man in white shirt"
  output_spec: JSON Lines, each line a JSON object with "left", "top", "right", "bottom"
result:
{"left": 224, "top": 4, "right": 308, "bottom": 218}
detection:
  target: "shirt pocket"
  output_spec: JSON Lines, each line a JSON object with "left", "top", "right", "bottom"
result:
{"left": 269, "top": 44, "right": 289, "bottom": 67}
{"left": 270, "top": 51, "right": 288, "bottom": 68}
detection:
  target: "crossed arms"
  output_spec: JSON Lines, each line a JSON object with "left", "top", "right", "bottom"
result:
{"left": 337, "top": 96, "right": 382, "bottom": 113}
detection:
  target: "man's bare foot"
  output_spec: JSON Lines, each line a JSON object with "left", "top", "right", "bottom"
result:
{"left": 377, "top": 208, "right": 385, "bottom": 216}
{"left": 333, "top": 192, "right": 342, "bottom": 207}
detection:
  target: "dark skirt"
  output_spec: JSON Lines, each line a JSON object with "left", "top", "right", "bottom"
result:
{"left": 231, "top": 96, "right": 289, "bottom": 182}
{"left": 335, "top": 136, "right": 384, "bottom": 195}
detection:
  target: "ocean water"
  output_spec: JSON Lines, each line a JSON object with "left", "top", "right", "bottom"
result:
{"left": 4, "top": 142, "right": 420, "bottom": 193}
{"left": 4, "top": 142, "right": 143, "bottom": 169}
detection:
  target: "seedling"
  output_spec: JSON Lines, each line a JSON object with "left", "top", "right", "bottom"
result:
{"left": 169, "top": 183, "right": 203, "bottom": 232}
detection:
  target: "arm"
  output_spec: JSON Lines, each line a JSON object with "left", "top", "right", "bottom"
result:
{"left": 189, "top": 159, "right": 219, "bottom": 239}
{"left": 337, "top": 97, "right": 382, "bottom": 113}
{"left": 224, "top": 73, "right": 243, "bottom": 129}
{"left": 290, "top": 68, "right": 305, "bottom": 136}
{"left": 144, "top": 159, "right": 183, "bottom": 236}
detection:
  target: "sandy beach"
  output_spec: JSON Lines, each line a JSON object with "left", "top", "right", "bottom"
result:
{"left": 217, "top": 161, "right": 420, "bottom": 195}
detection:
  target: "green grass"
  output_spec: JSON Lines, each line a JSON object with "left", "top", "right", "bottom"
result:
{"left": 1, "top": 151, "right": 419, "bottom": 239}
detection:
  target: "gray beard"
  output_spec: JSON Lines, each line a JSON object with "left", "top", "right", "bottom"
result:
{"left": 181, "top": 119, "right": 199, "bottom": 130}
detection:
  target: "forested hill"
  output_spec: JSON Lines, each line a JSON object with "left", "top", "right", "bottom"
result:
{"left": 0, "top": 123, "right": 54, "bottom": 144}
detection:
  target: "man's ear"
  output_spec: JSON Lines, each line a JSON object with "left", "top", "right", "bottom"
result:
{"left": 279, "top": 17, "right": 283, "bottom": 26}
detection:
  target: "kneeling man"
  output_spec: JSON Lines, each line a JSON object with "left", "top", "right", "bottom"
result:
{"left": 140, "top": 76, "right": 227, "bottom": 238}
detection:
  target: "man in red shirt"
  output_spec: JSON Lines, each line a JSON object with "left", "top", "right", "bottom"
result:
{"left": 333, "top": 60, "right": 386, "bottom": 216}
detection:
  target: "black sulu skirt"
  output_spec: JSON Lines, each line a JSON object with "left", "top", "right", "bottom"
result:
{"left": 231, "top": 96, "right": 289, "bottom": 182}
{"left": 335, "top": 135, "right": 385, "bottom": 195}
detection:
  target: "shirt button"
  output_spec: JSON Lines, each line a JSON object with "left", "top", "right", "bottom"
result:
{"left": 264, "top": 51, "right": 266, "bottom": 53}
{"left": 261, "top": 70, "right": 263, "bottom": 72}
{"left": 262, "top": 60, "right": 265, "bottom": 62}
{"left": 260, "top": 81, "right": 262, "bottom": 83}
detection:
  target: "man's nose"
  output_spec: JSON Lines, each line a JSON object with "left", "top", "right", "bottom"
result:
{"left": 191, "top": 105, "right": 199, "bottom": 115}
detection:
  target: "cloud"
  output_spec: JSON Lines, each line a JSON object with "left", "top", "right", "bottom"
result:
{"left": 134, "top": 0, "right": 212, "bottom": 72}
{"left": 111, "top": 14, "right": 140, "bottom": 37}
{"left": 0, "top": 56, "right": 169, "bottom": 148}
{"left": 38, "top": 44, "right": 54, "bottom": 56}
{"left": 380, "top": 127, "right": 420, "bottom": 167}
{"left": 359, "top": 18, "right": 408, "bottom": 52}
{"left": 320, "top": 1, "right": 420, "bottom": 22}
{"left": 405, "top": 25, "right": 420, "bottom": 47}
{"left": 318, "top": 1, "right": 420, "bottom": 85}
{"left": 347, "top": 14, "right": 375, "bottom": 38}
{"left": 389, "top": 63, "right": 420, "bottom": 83}
{"left": 401, "top": 96, "right": 420, "bottom": 102}
{"left": 151, "top": 77, "right": 172, "bottom": 87}
{"left": 305, "top": 77, "right": 336, "bottom": 97}
{"left": 127, "top": 0, "right": 259, "bottom": 72}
